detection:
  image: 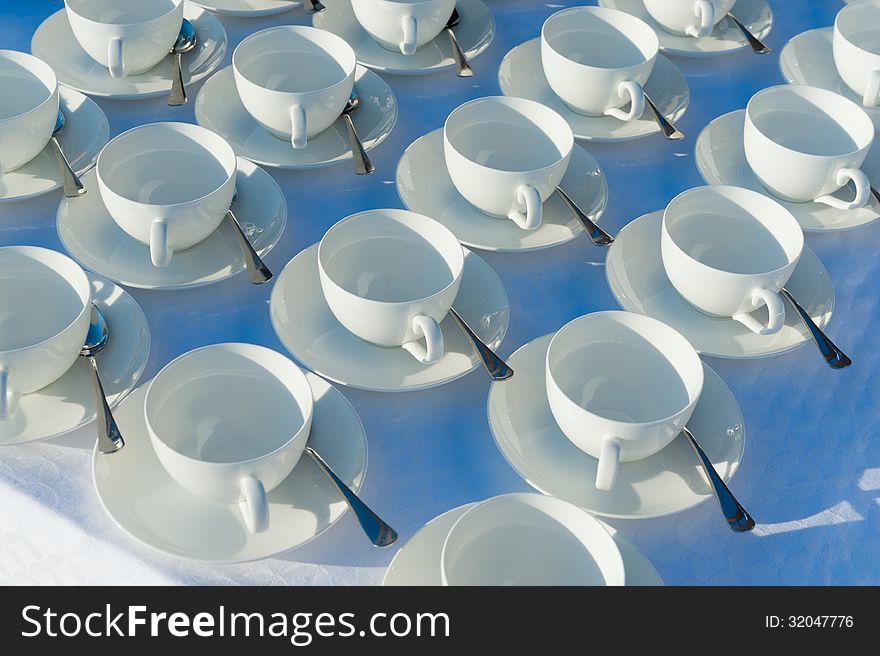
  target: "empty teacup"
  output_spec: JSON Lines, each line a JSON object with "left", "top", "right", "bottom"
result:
{"left": 352, "top": 0, "right": 455, "bottom": 56}
{"left": 0, "top": 50, "right": 59, "bottom": 174}
{"left": 318, "top": 209, "right": 464, "bottom": 364}
{"left": 440, "top": 493, "right": 626, "bottom": 586}
{"left": 144, "top": 343, "right": 314, "bottom": 534}
{"left": 444, "top": 96, "right": 573, "bottom": 231}
{"left": 661, "top": 186, "right": 804, "bottom": 335}
{"left": 0, "top": 246, "right": 91, "bottom": 419}
{"left": 643, "top": 0, "right": 736, "bottom": 38}
{"left": 96, "top": 122, "right": 237, "bottom": 268}
{"left": 744, "top": 85, "right": 874, "bottom": 211}
{"left": 233, "top": 26, "right": 356, "bottom": 150}
{"left": 541, "top": 7, "right": 658, "bottom": 121}
{"left": 64, "top": 0, "right": 183, "bottom": 78}
{"left": 833, "top": 1, "right": 880, "bottom": 108}
{"left": 546, "top": 311, "right": 704, "bottom": 491}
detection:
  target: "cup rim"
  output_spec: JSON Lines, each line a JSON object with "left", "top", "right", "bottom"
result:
{"left": 546, "top": 310, "right": 704, "bottom": 428}
{"left": 835, "top": 2, "right": 880, "bottom": 57}
{"left": 662, "top": 185, "right": 805, "bottom": 279}
{"left": 96, "top": 122, "right": 237, "bottom": 209}
{"left": 63, "top": 0, "right": 183, "bottom": 28}
{"left": 143, "top": 342, "right": 315, "bottom": 468}
{"left": 541, "top": 6, "right": 659, "bottom": 72}
{"left": 232, "top": 25, "right": 357, "bottom": 96}
{"left": 318, "top": 208, "right": 465, "bottom": 308}
{"left": 0, "top": 50, "right": 58, "bottom": 126}
{"left": 0, "top": 246, "right": 90, "bottom": 356}
{"left": 745, "top": 85, "right": 875, "bottom": 159}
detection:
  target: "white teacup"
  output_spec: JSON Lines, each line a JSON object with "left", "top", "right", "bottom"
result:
{"left": 318, "top": 209, "right": 464, "bottom": 365}
{"left": 541, "top": 7, "right": 658, "bottom": 121}
{"left": 444, "top": 96, "right": 573, "bottom": 231}
{"left": 744, "top": 85, "right": 875, "bottom": 211}
{"left": 233, "top": 26, "right": 356, "bottom": 150}
{"left": 546, "top": 311, "right": 704, "bottom": 491}
{"left": 661, "top": 186, "right": 804, "bottom": 335}
{"left": 352, "top": 0, "right": 455, "bottom": 56}
{"left": 833, "top": 1, "right": 880, "bottom": 108}
{"left": 96, "top": 122, "right": 237, "bottom": 268}
{"left": 0, "top": 246, "right": 91, "bottom": 420}
{"left": 64, "top": 0, "right": 183, "bottom": 78}
{"left": 643, "top": 0, "right": 736, "bottom": 38}
{"left": 0, "top": 51, "right": 59, "bottom": 174}
{"left": 440, "top": 493, "right": 626, "bottom": 586}
{"left": 144, "top": 343, "right": 314, "bottom": 534}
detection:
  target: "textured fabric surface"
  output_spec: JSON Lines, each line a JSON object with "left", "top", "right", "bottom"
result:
{"left": 0, "top": 0, "right": 878, "bottom": 585}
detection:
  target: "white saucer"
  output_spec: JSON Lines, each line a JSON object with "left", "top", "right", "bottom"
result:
{"left": 383, "top": 502, "right": 662, "bottom": 585}
{"left": 0, "top": 273, "right": 149, "bottom": 446}
{"left": 57, "top": 158, "right": 286, "bottom": 290}
{"left": 780, "top": 27, "right": 880, "bottom": 130}
{"left": 270, "top": 244, "right": 510, "bottom": 392}
{"left": 599, "top": 0, "right": 772, "bottom": 58}
{"left": 488, "top": 334, "right": 745, "bottom": 519}
{"left": 397, "top": 130, "right": 608, "bottom": 252}
{"left": 191, "top": 0, "right": 301, "bottom": 17}
{"left": 0, "top": 87, "right": 108, "bottom": 203}
{"left": 314, "top": 0, "right": 495, "bottom": 75}
{"left": 606, "top": 211, "right": 835, "bottom": 359}
{"left": 195, "top": 66, "right": 397, "bottom": 170}
{"left": 31, "top": 4, "right": 227, "bottom": 99}
{"left": 93, "top": 375, "right": 367, "bottom": 562}
{"left": 695, "top": 110, "right": 880, "bottom": 232}
{"left": 499, "top": 41, "right": 689, "bottom": 142}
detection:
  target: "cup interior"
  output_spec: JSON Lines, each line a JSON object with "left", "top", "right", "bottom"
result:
{"left": 837, "top": 2, "right": 880, "bottom": 55}
{"left": 445, "top": 97, "right": 573, "bottom": 173}
{"left": 98, "top": 123, "right": 236, "bottom": 206}
{"left": 145, "top": 344, "right": 313, "bottom": 465}
{"left": 747, "top": 86, "right": 874, "bottom": 157}
{"left": 0, "top": 51, "right": 56, "bottom": 123}
{"left": 543, "top": 7, "right": 658, "bottom": 69}
{"left": 65, "top": 0, "right": 181, "bottom": 25}
{"left": 664, "top": 187, "right": 803, "bottom": 276}
{"left": 442, "top": 494, "right": 624, "bottom": 586}
{"left": 234, "top": 26, "right": 356, "bottom": 94}
{"left": 547, "top": 312, "right": 702, "bottom": 425}
{"left": 0, "top": 247, "right": 89, "bottom": 352}
{"left": 319, "top": 211, "right": 464, "bottom": 304}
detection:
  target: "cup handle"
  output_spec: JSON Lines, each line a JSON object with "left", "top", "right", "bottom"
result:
{"left": 508, "top": 185, "right": 543, "bottom": 230}
{"left": 400, "top": 15, "right": 418, "bottom": 55}
{"left": 687, "top": 0, "right": 715, "bottom": 38}
{"left": 402, "top": 315, "right": 444, "bottom": 364}
{"left": 290, "top": 105, "right": 307, "bottom": 149}
{"left": 149, "top": 219, "right": 172, "bottom": 268}
{"left": 864, "top": 69, "right": 880, "bottom": 107}
{"left": 595, "top": 437, "right": 622, "bottom": 491}
{"left": 605, "top": 81, "right": 645, "bottom": 122}
{"left": 733, "top": 288, "right": 785, "bottom": 335}
{"left": 108, "top": 37, "right": 125, "bottom": 78}
{"left": 239, "top": 476, "right": 269, "bottom": 534}
{"left": 814, "top": 168, "right": 870, "bottom": 211}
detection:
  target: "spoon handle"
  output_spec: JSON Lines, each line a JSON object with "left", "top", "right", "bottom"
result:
{"left": 88, "top": 356, "right": 124, "bottom": 454}
{"left": 226, "top": 210, "right": 272, "bottom": 284}
{"left": 446, "top": 28, "right": 473, "bottom": 77}
{"left": 448, "top": 308, "right": 513, "bottom": 381}
{"left": 305, "top": 446, "right": 398, "bottom": 547}
{"left": 682, "top": 427, "right": 754, "bottom": 532}
{"left": 305, "top": 0, "right": 326, "bottom": 13}
{"left": 555, "top": 186, "right": 614, "bottom": 246}
{"left": 727, "top": 13, "right": 771, "bottom": 54}
{"left": 168, "top": 52, "right": 187, "bottom": 106}
{"left": 780, "top": 288, "right": 851, "bottom": 369}
{"left": 50, "top": 137, "right": 85, "bottom": 198}
{"left": 342, "top": 113, "right": 375, "bottom": 175}
{"left": 643, "top": 92, "right": 684, "bottom": 140}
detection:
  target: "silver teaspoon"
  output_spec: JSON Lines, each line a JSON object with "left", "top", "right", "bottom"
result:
{"left": 81, "top": 304, "right": 124, "bottom": 454}
{"left": 555, "top": 186, "right": 614, "bottom": 246}
{"left": 780, "top": 288, "right": 851, "bottom": 369}
{"left": 643, "top": 92, "right": 684, "bottom": 140}
{"left": 226, "top": 188, "right": 272, "bottom": 284}
{"left": 168, "top": 19, "right": 197, "bottom": 106}
{"left": 445, "top": 7, "right": 473, "bottom": 78}
{"left": 448, "top": 308, "right": 513, "bottom": 381}
{"left": 305, "top": 0, "right": 326, "bottom": 13}
{"left": 341, "top": 90, "right": 375, "bottom": 175}
{"left": 51, "top": 110, "right": 85, "bottom": 198}
{"left": 727, "top": 12, "right": 771, "bottom": 54}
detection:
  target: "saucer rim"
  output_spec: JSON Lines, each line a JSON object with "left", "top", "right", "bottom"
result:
{"left": 190, "top": 0, "right": 302, "bottom": 17}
